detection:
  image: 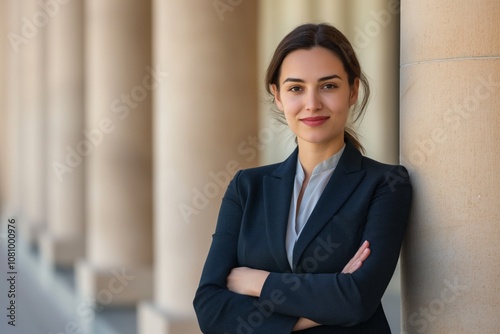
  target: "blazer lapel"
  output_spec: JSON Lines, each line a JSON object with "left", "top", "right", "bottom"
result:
{"left": 292, "top": 141, "right": 366, "bottom": 271}
{"left": 263, "top": 148, "right": 298, "bottom": 273}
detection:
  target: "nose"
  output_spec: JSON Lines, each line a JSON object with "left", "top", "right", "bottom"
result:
{"left": 305, "top": 90, "right": 322, "bottom": 111}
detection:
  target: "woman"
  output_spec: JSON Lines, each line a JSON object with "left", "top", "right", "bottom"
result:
{"left": 194, "top": 23, "right": 412, "bottom": 333}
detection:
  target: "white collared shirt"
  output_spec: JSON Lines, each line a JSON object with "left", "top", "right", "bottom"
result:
{"left": 285, "top": 145, "right": 345, "bottom": 268}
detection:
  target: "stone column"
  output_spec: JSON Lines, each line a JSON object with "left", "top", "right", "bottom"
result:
{"left": 0, "top": 1, "right": 22, "bottom": 223}
{"left": 38, "top": 0, "right": 85, "bottom": 267}
{"left": 347, "top": 0, "right": 400, "bottom": 164}
{"left": 400, "top": 1, "right": 500, "bottom": 333}
{"left": 18, "top": 0, "right": 47, "bottom": 245}
{"left": 0, "top": 2, "right": 6, "bottom": 210}
{"left": 138, "top": 1, "right": 258, "bottom": 333}
{"left": 313, "top": 0, "right": 349, "bottom": 30}
{"left": 76, "top": 0, "right": 153, "bottom": 306}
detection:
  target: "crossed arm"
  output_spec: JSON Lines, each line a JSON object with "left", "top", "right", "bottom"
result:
{"left": 194, "top": 166, "right": 412, "bottom": 333}
{"left": 226, "top": 240, "right": 371, "bottom": 331}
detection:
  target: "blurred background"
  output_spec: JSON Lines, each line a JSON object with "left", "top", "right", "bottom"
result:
{"left": 3, "top": 0, "right": 496, "bottom": 334}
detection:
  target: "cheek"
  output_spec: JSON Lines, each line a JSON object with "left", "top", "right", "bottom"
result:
{"left": 283, "top": 111, "right": 295, "bottom": 126}
{"left": 281, "top": 96, "right": 301, "bottom": 114}
{"left": 327, "top": 96, "right": 351, "bottom": 114}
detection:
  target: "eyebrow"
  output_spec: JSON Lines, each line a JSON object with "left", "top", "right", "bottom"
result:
{"left": 282, "top": 74, "right": 342, "bottom": 84}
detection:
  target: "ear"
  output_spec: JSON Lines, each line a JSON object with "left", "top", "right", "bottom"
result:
{"left": 349, "top": 78, "right": 360, "bottom": 106}
{"left": 271, "top": 84, "right": 284, "bottom": 111}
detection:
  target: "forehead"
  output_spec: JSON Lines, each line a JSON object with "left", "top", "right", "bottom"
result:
{"left": 280, "top": 47, "right": 346, "bottom": 80}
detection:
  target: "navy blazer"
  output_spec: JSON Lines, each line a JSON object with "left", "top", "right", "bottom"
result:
{"left": 194, "top": 140, "right": 412, "bottom": 333}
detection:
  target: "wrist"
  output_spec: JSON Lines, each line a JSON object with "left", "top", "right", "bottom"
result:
{"left": 254, "top": 270, "right": 270, "bottom": 297}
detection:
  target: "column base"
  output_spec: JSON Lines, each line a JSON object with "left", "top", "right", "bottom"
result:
{"left": 38, "top": 230, "right": 84, "bottom": 267}
{"left": 138, "top": 301, "right": 200, "bottom": 334}
{"left": 76, "top": 260, "right": 153, "bottom": 307}
{"left": 18, "top": 215, "right": 42, "bottom": 248}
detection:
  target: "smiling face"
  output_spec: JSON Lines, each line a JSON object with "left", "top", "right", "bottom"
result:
{"left": 272, "top": 47, "right": 359, "bottom": 152}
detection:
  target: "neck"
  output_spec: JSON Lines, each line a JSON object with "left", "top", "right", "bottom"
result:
{"left": 297, "top": 138, "right": 345, "bottom": 179}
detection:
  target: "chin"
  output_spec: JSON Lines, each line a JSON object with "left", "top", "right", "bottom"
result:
{"left": 298, "top": 133, "right": 343, "bottom": 146}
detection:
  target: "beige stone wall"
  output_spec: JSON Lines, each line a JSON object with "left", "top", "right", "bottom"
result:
{"left": 400, "top": 1, "right": 500, "bottom": 333}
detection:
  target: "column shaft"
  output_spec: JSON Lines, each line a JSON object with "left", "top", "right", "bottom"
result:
{"left": 39, "top": 0, "right": 85, "bottom": 267}
{"left": 1, "top": 1, "right": 22, "bottom": 221}
{"left": 0, "top": 2, "right": 6, "bottom": 209}
{"left": 76, "top": 0, "right": 153, "bottom": 306}
{"left": 400, "top": 1, "right": 500, "bottom": 333}
{"left": 18, "top": 0, "right": 47, "bottom": 244}
{"left": 139, "top": 0, "right": 258, "bottom": 333}
{"left": 347, "top": 0, "right": 400, "bottom": 164}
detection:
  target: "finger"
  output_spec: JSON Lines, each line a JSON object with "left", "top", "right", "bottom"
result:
{"left": 343, "top": 241, "right": 369, "bottom": 270}
{"left": 343, "top": 260, "right": 362, "bottom": 274}
{"left": 342, "top": 245, "right": 371, "bottom": 274}
{"left": 342, "top": 258, "right": 359, "bottom": 273}
{"left": 342, "top": 258, "right": 356, "bottom": 273}
{"left": 357, "top": 247, "right": 371, "bottom": 264}
{"left": 349, "top": 247, "right": 371, "bottom": 269}
{"left": 349, "top": 248, "right": 371, "bottom": 272}
{"left": 343, "top": 258, "right": 362, "bottom": 274}
{"left": 352, "top": 240, "right": 370, "bottom": 262}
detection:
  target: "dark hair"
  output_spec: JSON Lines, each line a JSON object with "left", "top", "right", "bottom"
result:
{"left": 265, "top": 23, "right": 370, "bottom": 153}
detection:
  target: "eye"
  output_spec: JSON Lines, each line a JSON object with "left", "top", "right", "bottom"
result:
{"left": 288, "top": 86, "right": 303, "bottom": 92}
{"left": 322, "top": 83, "right": 338, "bottom": 90}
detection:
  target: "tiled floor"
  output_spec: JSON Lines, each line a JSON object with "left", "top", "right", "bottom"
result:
{"left": 0, "top": 237, "right": 136, "bottom": 334}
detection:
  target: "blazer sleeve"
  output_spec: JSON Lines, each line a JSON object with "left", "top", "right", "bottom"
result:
{"left": 259, "top": 165, "right": 412, "bottom": 326}
{"left": 193, "top": 170, "right": 298, "bottom": 334}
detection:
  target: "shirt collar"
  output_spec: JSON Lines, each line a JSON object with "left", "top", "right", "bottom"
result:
{"left": 296, "top": 144, "right": 346, "bottom": 180}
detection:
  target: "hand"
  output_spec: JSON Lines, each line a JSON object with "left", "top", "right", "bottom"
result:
{"left": 293, "top": 317, "right": 321, "bottom": 331}
{"left": 342, "top": 240, "right": 370, "bottom": 274}
{"left": 293, "top": 242, "right": 370, "bottom": 330}
{"left": 226, "top": 267, "right": 270, "bottom": 297}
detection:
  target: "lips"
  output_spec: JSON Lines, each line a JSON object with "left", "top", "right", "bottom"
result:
{"left": 300, "top": 116, "right": 329, "bottom": 127}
